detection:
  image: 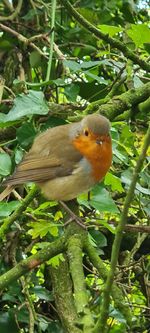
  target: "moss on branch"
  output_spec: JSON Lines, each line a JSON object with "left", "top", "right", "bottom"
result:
{"left": 49, "top": 257, "right": 82, "bottom": 333}
{"left": 0, "top": 236, "right": 66, "bottom": 290}
{"left": 86, "top": 82, "right": 150, "bottom": 120}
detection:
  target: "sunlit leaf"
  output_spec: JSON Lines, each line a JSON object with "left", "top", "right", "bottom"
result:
{"left": 105, "top": 172, "right": 124, "bottom": 193}
{"left": 27, "top": 220, "right": 58, "bottom": 239}
{"left": 127, "top": 24, "right": 150, "bottom": 47}
{"left": 98, "top": 24, "right": 123, "bottom": 36}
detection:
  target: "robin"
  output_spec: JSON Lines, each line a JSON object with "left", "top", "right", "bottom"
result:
{"left": 0, "top": 114, "right": 112, "bottom": 201}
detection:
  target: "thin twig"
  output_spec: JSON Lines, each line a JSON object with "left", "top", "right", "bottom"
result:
{"left": 0, "top": 23, "right": 48, "bottom": 58}
{"left": 45, "top": 0, "right": 57, "bottom": 81}
{"left": 93, "top": 124, "right": 150, "bottom": 332}
{"left": 60, "top": 201, "right": 87, "bottom": 229}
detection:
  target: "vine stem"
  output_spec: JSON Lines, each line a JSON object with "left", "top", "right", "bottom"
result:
{"left": 93, "top": 124, "right": 150, "bottom": 333}
{"left": 46, "top": 0, "right": 57, "bottom": 81}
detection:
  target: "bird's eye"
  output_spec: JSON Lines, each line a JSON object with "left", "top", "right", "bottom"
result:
{"left": 84, "top": 129, "right": 89, "bottom": 136}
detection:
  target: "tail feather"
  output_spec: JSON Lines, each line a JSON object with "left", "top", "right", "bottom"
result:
{"left": 0, "top": 186, "right": 14, "bottom": 201}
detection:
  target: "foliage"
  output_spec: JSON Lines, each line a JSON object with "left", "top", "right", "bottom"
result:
{"left": 0, "top": 0, "right": 150, "bottom": 332}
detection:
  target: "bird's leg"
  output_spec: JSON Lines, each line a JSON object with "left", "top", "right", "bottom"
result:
{"left": 59, "top": 200, "right": 87, "bottom": 229}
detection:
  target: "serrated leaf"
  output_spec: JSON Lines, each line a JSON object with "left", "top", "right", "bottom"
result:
{"left": 54, "top": 210, "right": 63, "bottom": 221}
{"left": 90, "top": 185, "right": 119, "bottom": 213}
{"left": 0, "top": 153, "right": 12, "bottom": 176}
{"left": 27, "top": 220, "right": 58, "bottom": 239}
{"left": 104, "top": 172, "right": 124, "bottom": 193}
{"left": 47, "top": 254, "right": 65, "bottom": 267}
{"left": 127, "top": 24, "right": 150, "bottom": 47}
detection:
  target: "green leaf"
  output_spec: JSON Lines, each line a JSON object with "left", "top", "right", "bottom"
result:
{"left": 126, "top": 24, "right": 150, "bottom": 47}
{"left": 63, "top": 60, "right": 81, "bottom": 71}
{"left": 90, "top": 184, "right": 119, "bottom": 213}
{"left": 30, "top": 51, "right": 41, "bottom": 67}
{"left": 84, "top": 71, "right": 108, "bottom": 84}
{"left": 1, "top": 90, "right": 49, "bottom": 123}
{"left": 47, "top": 254, "right": 65, "bottom": 267}
{"left": 121, "top": 170, "right": 150, "bottom": 195}
{"left": 31, "top": 286, "right": 53, "bottom": 301}
{"left": 64, "top": 84, "right": 80, "bottom": 102}
{"left": 16, "top": 122, "right": 37, "bottom": 148}
{"left": 104, "top": 172, "right": 124, "bottom": 193}
{"left": 98, "top": 219, "right": 116, "bottom": 234}
{"left": 27, "top": 220, "right": 58, "bottom": 239}
{"left": 80, "top": 60, "right": 112, "bottom": 69}
{"left": 89, "top": 229, "right": 107, "bottom": 247}
{"left": 0, "top": 153, "right": 12, "bottom": 176}
{"left": 0, "top": 311, "right": 19, "bottom": 333}
{"left": 98, "top": 24, "right": 123, "bottom": 36}
{"left": 0, "top": 201, "right": 21, "bottom": 217}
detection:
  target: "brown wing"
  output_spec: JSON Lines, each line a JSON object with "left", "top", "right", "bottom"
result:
{"left": 4, "top": 122, "right": 82, "bottom": 186}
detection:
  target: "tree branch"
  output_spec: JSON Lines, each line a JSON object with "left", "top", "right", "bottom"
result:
{"left": 0, "top": 236, "right": 66, "bottom": 290}
{"left": 86, "top": 81, "right": 150, "bottom": 120}
{"left": 49, "top": 257, "right": 82, "bottom": 333}
{"left": 93, "top": 124, "right": 150, "bottom": 332}
{"left": 60, "top": 0, "right": 150, "bottom": 72}
{"left": 0, "top": 23, "right": 48, "bottom": 58}
{"left": 67, "top": 235, "right": 94, "bottom": 332}
{"left": 0, "top": 0, "right": 23, "bottom": 21}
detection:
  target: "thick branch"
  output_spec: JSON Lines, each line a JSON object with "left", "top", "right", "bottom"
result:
{"left": 49, "top": 257, "right": 82, "bottom": 333}
{"left": 67, "top": 235, "right": 94, "bottom": 332}
{"left": 60, "top": 0, "right": 150, "bottom": 72}
{"left": 0, "top": 236, "right": 65, "bottom": 290}
{"left": 93, "top": 124, "right": 150, "bottom": 332}
{"left": 86, "top": 82, "right": 150, "bottom": 120}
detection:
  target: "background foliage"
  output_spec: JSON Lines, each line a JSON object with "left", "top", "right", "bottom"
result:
{"left": 0, "top": 0, "right": 150, "bottom": 332}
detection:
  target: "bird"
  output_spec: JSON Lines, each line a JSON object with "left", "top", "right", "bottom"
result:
{"left": 0, "top": 114, "right": 112, "bottom": 201}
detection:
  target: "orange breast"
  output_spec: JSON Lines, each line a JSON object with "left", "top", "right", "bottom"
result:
{"left": 73, "top": 134, "right": 112, "bottom": 181}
